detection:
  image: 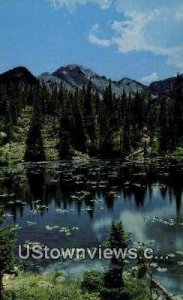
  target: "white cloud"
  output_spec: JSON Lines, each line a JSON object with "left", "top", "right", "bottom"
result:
{"left": 88, "top": 23, "right": 112, "bottom": 47}
{"left": 114, "top": 0, "right": 181, "bottom": 16}
{"left": 48, "top": 0, "right": 111, "bottom": 11}
{"left": 165, "top": 46, "right": 183, "bottom": 70}
{"left": 176, "top": 11, "right": 183, "bottom": 21}
{"left": 140, "top": 72, "right": 159, "bottom": 84}
{"left": 111, "top": 11, "right": 160, "bottom": 53}
{"left": 48, "top": 0, "right": 183, "bottom": 71}
{"left": 88, "top": 8, "right": 183, "bottom": 70}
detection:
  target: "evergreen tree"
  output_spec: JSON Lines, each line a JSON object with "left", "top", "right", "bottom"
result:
{"left": 120, "top": 118, "right": 131, "bottom": 157}
{"left": 88, "top": 92, "right": 100, "bottom": 155}
{"left": 1, "top": 68, "right": 183, "bottom": 161}
{"left": 84, "top": 80, "right": 92, "bottom": 117}
{"left": 159, "top": 97, "right": 171, "bottom": 153}
{"left": 172, "top": 73, "right": 183, "bottom": 147}
{"left": 74, "top": 112, "right": 87, "bottom": 152}
{"left": 24, "top": 108, "right": 45, "bottom": 162}
{"left": 58, "top": 115, "right": 72, "bottom": 159}
{"left": 58, "top": 130, "right": 72, "bottom": 159}
{"left": 104, "top": 80, "right": 113, "bottom": 111}
{"left": 103, "top": 222, "right": 127, "bottom": 299}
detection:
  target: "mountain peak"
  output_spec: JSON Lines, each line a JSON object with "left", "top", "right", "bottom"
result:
{"left": 65, "top": 64, "right": 86, "bottom": 71}
{"left": 0, "top": 66, "right": 30, "bottom": 77}
{"left": 37, "top": 64, "right": 147, "bottom": 95}
{"left": 53, "top": 64, "right": 96, "bottom": 79}
{"left": 119, "top": 77, "right": 135, "bottom": 83}
{"left": 0, "top": 66, "right": 38, "bottom": 85}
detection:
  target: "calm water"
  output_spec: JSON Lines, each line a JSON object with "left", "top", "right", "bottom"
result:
{"left": 0, "top": 159, "right": 183, "bottom": 295}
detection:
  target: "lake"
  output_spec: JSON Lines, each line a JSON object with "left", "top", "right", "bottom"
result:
{"left": 0, "top": 159, "right": 183, "bottom": 295}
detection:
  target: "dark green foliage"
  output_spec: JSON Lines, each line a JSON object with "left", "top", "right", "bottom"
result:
{"left": 101, "top": 288, "right": 130, "bottom": 300}
{"left": 137, "top": 263, "right": 147, "bottom": 280}
{"left": 104, "top": 222, "right": 127, "bottom": 290}
{"left": 81, "top": 223, "right": 150, "bottom": 300}
{"left": 72, "top": 112, "right": 87, "bottom": 152}
{"left": 89, "top": 223, "right": 129, "bottom": 300}
{"left": 172, "top": 73, "right": 183, "bottom": 147}
{"left": 81, "top": 222, "right": 128, "bottom": 299}
{"left": 3, "top": 275, "right": 99, "bottom": 300}
{"left": 120, "top": 119, "right": 131, "bottom": 157}
{"left": 24, "top": 108, "right": 45, "bottom": 162}
{"left": 0, "top": 217, "right": 16, "bottom": 299}
{"left": 58, "top": 130, "right": 72, "bottom": 159}
{"left": 1, "top": 72, "right": 183, "bottom": 161}
{"left": 82, "top": 271, "right": 104, "bottom": 293}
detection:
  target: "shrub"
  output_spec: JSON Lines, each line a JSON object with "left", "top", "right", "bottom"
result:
{"left": 4, "top": 273, "right": 100, "bottom": 300}
{"left": 100, "top": 287, "right": 130, "bottom": 300}
{"left": 82, "top": 271, "right": 104, "bottom": 293}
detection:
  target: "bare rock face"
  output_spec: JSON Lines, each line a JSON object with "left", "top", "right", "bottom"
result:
{"left": 39, "top": 64, "right": 147, "bottom": 96}
{"left": 2, "top": 65, "right": 181, "bottom": 98}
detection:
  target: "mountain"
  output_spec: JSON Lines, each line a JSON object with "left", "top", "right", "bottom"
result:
{"left": 39, "top": 64, "right": 147, "bottom": 96}
{"left": 1, "top": 65, "right": 182, "bottom": 97}
{"left": 0, "top": 67, "right": 39, "bottom": 85}
{"left": 38, "top": 71, "right": 74, "bottom": 91}
{"left": 149, "top": 74, "right": 183, "bottom": 96}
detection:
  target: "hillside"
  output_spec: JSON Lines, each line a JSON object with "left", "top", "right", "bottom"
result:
{"left": 149, "top": 73, "right": 183, "bottom": 96}
{"left": 0, "top": 67, "right": 39, "bottom": 85}
{"left": 0, "top": 65, "right": 183, "bottom": 165}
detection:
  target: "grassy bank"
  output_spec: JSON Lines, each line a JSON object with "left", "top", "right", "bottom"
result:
{"left": 3, "top": 272, "right": 99, "bottom": 300}
{"left": 1, "top": 106, "right": 183, "bottom": 167}
{"left": 3, "top": 271, "right": 151, "bottom": 300}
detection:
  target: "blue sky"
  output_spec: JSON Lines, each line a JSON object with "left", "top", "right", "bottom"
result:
{"left": 0, "top": 0, "right": 182, "bottom": 83}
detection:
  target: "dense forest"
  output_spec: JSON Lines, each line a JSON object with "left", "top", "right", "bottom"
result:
{"left": 0, "top": 69, "right": 183, "bottom": 163}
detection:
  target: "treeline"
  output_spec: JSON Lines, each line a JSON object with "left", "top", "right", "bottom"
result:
{"left": 0, "top": 74, "right": 183, "bottom": 161}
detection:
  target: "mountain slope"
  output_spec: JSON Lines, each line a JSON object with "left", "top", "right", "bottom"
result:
{"left": 39, "top": 64, "right": 147, "bottom": 96}
{"left": 1, "top": 65, "right": 182, "bottom": 97}
{"left": 0, "top": 67, "right": 39, "bottom": 85}
{"left": 149, "top": 74, "right": 183, "bottom": 95}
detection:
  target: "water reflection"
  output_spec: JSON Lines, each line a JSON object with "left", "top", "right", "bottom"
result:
{"left": 0, "top": 159, "right": 183, "bottom": 294}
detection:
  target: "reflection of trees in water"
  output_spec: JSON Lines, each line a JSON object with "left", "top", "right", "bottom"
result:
{"left": 163, "top": 165, "right": 183, "bottom": 221}
{"left": 0, "top": 170, "right": 28, "bottom": 221}
{"left": 104, "top": 194, "right": 116, "bottom": 210}
{"left": 122, "top": 185, "right": 146, "bottom": 208}
{"left": 0, "top": 161, "right": 183, "bottom": 220}
{"left": 160, "top": 186, "right": 168, "bottom": 199}
{"left": 27, "top": 170, "right": 45, "bottom": 199}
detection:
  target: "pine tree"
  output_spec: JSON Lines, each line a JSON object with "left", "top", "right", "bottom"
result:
{"left": 120, "top": 118, "right": 131, "bottom": 158}
{"left": 103, "top": 222, "right": 128, "bottom": 299}
{"left": 74, "top": 112, "right": 87, "bottom": 152}
{"left": 104, "top": 80, "right": 113, "bottom": 111}
{"left": 159, "top": 97, "right": 171, "bottom": 153}
{"left": 24, "top": 107, "right": 45, "bottom": 162}
{"left": 88, "top": 92, "right": 100, "bottom": 155}
{"left": 84, "top": 80, "right": 92, "bottom": 117}
{"left": 172, "top": 73, "right": 183, "bottom": 147}
{"left": 105, "top": 222, "right": 127, "bottom": 288}
{"left": 58, "top": 115, "right": 72, "bottom": 159}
